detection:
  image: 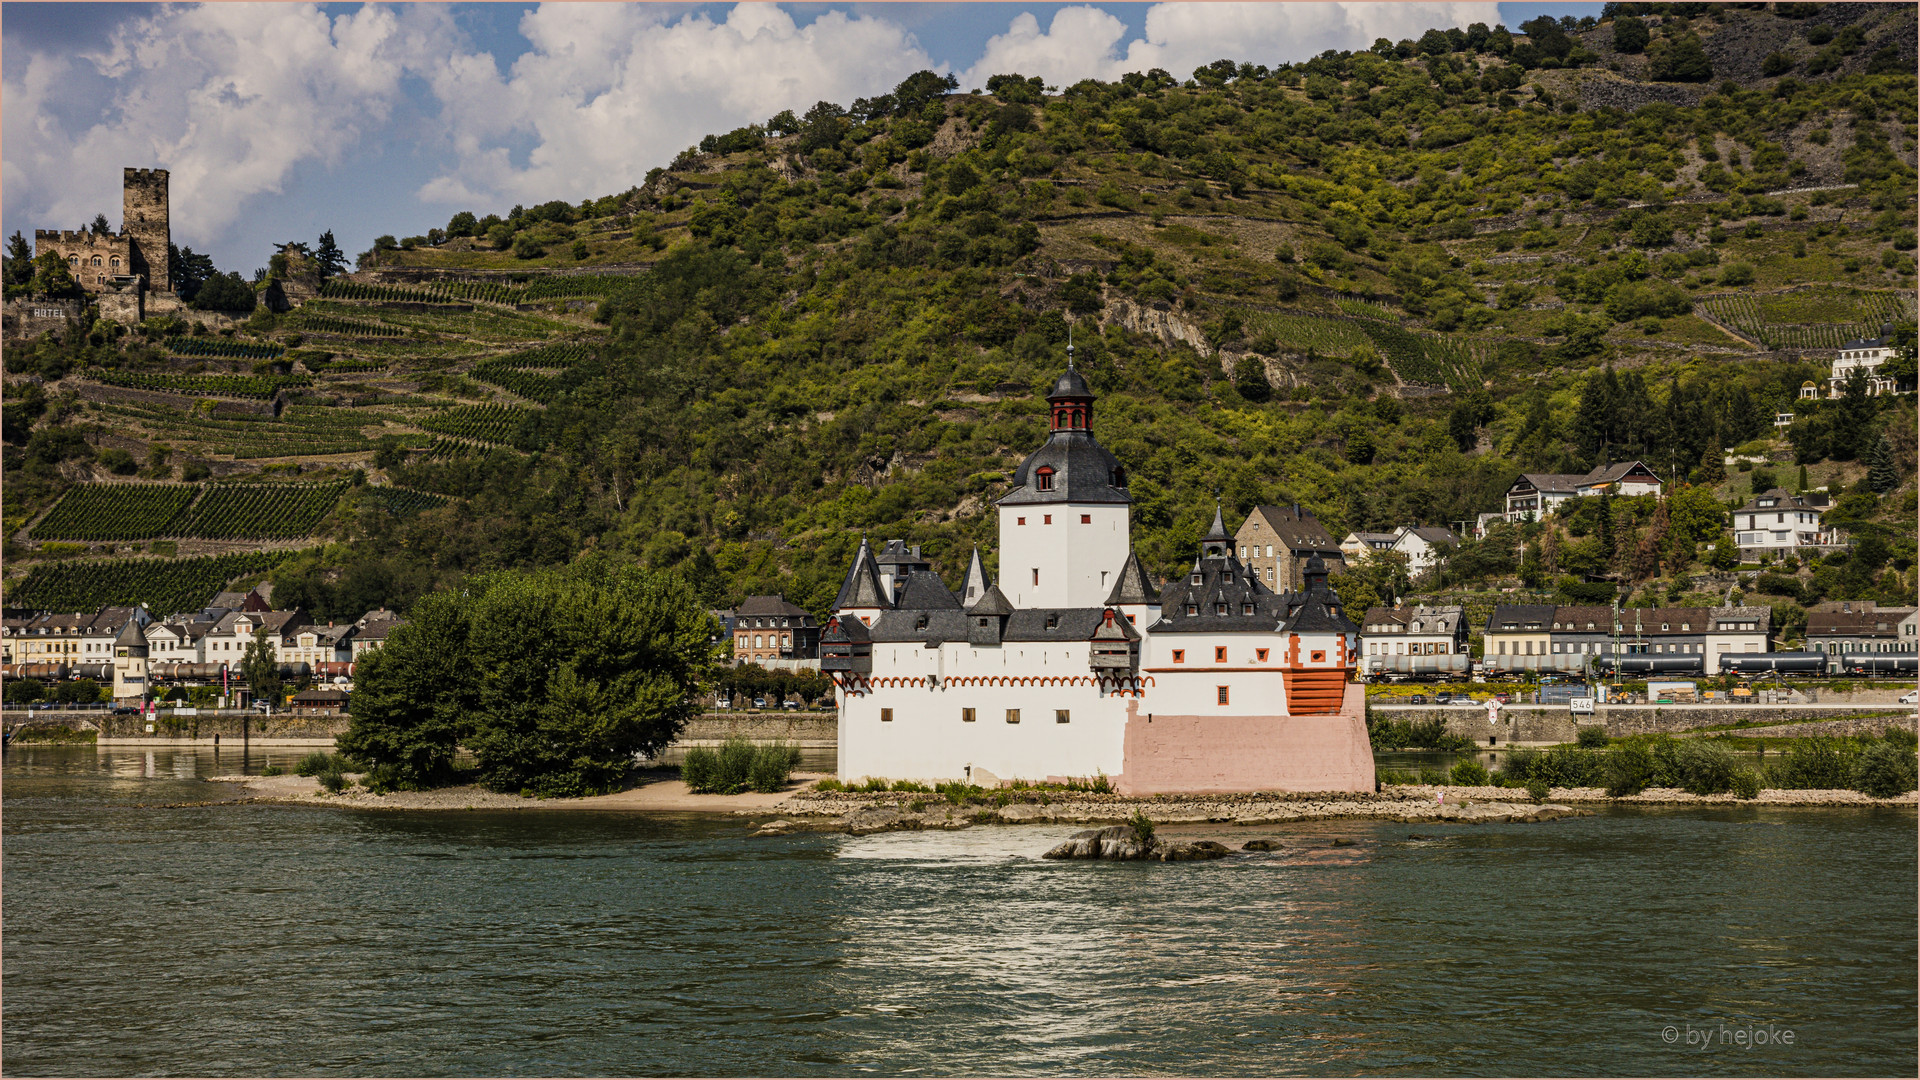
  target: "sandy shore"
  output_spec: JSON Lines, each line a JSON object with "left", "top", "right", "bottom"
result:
{"left": 199, "top": 771, "right": 822, "bottom": 813}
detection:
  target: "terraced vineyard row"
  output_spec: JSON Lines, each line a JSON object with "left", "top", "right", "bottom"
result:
{"left": 1245, "top": 311, "right": 1373, "bottom": 356}
{"left": 1333, "top": 296, "right": 1400, "bottom": 323}
{"left": 492, "top": 343, "right": 594, "bottom": 368}
{"left": 315, "top": 360, "right": 387, "bottom": 373}
{"left": 5, "top": 551, "right": 297, "bottom": 615}
{"left": 469, "top": 363, "right": 564, "bottom": 403}
{"left": 517, "top": 274, "right": 640, "bottom": 302}
{"left": 1700, "top": 291, "right": 1919, "bottom": 349}
{"left": 358, "top": 486, "right": 448, "bottom": 517}
{"left": 90, "top": 370, "right": 313, "bottom": 399}
{"left": 295, "top": 313, "right": 405, "bottom": 337}
{"left": 33, "top": 484, "right": 200, "bottom": 541}
{"left": 417, "top": 404, "right": 533, "bottom": 446}
{"left": 170, "top": 483, "right": 348, "bottom": 539}
{"left": 95, "top": 402, "right": 389, "bottom": 458}
{"left": 318, "top": 280, "right": 458, "bottom": 303}
{"left": 168, "top": 338, "right": 285, "bottom": 360}
{"left": 31, "top": 482, "right": 349, "bottom": 540}
{"left": 1356, "top": 322, "right": 1484, "bottom": 389}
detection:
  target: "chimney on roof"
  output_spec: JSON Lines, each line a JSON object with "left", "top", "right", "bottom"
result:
{"left": 911, "top": 544, "right": 920, "bottom": 558}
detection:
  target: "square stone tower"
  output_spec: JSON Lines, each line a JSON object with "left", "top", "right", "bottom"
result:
{"left": 122, "top": 167, "right": 170, "bottom": 294}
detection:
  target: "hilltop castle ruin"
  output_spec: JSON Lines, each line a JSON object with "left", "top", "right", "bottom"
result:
{"left": 30, "top": 168, "right": 173, "bottom": 323}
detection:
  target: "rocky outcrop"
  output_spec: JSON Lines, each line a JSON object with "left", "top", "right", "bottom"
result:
{"left": 1043, "top": 825, "right": 1234, "bottom": 861}
{"left": 1099, "top": 296, "right": 1212, "bottom": 356}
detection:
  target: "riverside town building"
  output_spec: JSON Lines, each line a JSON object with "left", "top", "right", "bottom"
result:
{"left": 820, "top": 358, "right": 1374, "bottom": 795}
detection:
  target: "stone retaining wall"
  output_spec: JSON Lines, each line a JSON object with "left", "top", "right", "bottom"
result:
{"left": 679, "top": 713, "right": 836, "bottom": 745}
{"left": 4, "top": 710, "right": 350, "bottom": 741}
{"left": 1373, "top": 703, "right": 1916, "bottom": 745}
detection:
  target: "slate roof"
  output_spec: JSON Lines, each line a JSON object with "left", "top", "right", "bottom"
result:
{"left": 873, "top": 539, "right": 930, "bottom": 568}
{"left": 1149, "top": 549, "right": 1287, "bottom": 633}
{"left": 1104, "top": 550, "right": 1161, "bottom": 606}
{"left": 1486, "top": 604, "right": 1556, "bottom": 632}
{"left": 1001, "top": 430, "right": 1132, "bottom": 506}
{"left": 735, "top": 595, "right": 814, "bottom": 619}
{"left": 1242, "top": 504, "right": 1343, "bottom": 554}
{"left": 353, "top": 609, "right": 405, "bottom": 641}
{"left": 868, "top": 605, "right": 1116, "bottom": 643}
{"left": 1839, "top": 322, "right": 1894, "bottom": 351}
{"left": 896, "top": 571, "right": 962, "bottom": 610}
{"left": 960, "top": 549, "right": 991, "bottom": 608}
{"left": 832, "top": 538, "right": 893, "bottom": 610}
{"left": 1806, "top": 603, "right": 1916, "bottom": 637}
{"left": 966, "top": 584, "right": 1015, "bottom": 616}
{"left": 1734, "top": 488, "right": 1823, "bottom": 515}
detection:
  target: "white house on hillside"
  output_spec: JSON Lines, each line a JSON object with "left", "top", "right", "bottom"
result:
{"left": 1503, "top": 461, "right": 1664, "bottom": 522}
{"left": 1829, "top": 323, "right": 1899, "bottom": 397}
{"left": 1732, "top": 488, "right": 1840, "bottom": 557}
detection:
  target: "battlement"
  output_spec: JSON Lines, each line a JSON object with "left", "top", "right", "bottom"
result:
{"left": 35, "top": 229, "right": 125, "bottom": 246}
{"left": 123, "top": 167, "right": 170, "bottom": 185}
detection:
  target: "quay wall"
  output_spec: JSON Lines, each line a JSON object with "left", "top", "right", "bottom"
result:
{"left": 1372, "top": 703, "right": 1918, "bottom": 745}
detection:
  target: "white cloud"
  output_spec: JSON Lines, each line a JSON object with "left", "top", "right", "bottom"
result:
{"left": 414, "top": 4, "right": 942, "bottom": 208}
{"left": 960, "top": 2, "right": 1502, "bottom": 89}
{"left": 3, "top": 3, "right": 443, "bottom": 246}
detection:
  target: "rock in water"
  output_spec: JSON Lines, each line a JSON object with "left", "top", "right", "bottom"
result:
{"left": 1241, "top": 839, "right": 1282, "bottom": 852}
{"left": 1043, "top": 825, "right": 1152, "bottom": 860}
{"left": 1157, "top": 840, "right": 1232, "bottom": 861}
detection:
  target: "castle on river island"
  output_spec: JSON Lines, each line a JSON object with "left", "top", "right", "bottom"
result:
{"left": 821, "top": 355, "right": 1374, "bottom": 795}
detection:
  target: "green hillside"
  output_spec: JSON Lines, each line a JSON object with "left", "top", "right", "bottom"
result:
{"left": 4, "top": 2, "right": 1916, "bottom": 624}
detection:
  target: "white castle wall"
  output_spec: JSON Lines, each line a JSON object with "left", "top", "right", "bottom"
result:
{"left": 996, "top": 503, "right": 1130, "bottom": 609}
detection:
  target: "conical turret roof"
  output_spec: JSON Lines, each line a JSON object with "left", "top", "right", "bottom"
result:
{"left": 832, "top": 538, "right": 892, "bottom": 610}
{"left": 1204, "top": 504, "right": 1229, "bottom": 543}
{"left": 960, "top": 548, "right": 990, "bottom": 607}
{"left": 1104, "top": 550, "right": 1161, "bottom": 606}
{"left": 114, "top": 615, "right": 148, "bottom": 655}
{"left": 965, "top": 583, "right": 1015, "bottom": 617}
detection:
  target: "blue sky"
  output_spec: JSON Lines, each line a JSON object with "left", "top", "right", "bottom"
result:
{"left": 3, "top": 2, "right": 1603, "bottom": 278}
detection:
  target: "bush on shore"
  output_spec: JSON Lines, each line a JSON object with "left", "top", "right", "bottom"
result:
{"left": 1851, "top": 741, "right": 1918, "bottom": 798}
{"left": 682, "top": 737, "right": 800, "bottom": 794}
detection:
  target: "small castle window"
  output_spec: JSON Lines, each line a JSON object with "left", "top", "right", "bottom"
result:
{"left": 1191, "top": 574, "right": 1202, "bottom": 585}
{"left": 1080, "top": 514, "right": 1091, "bottom": 524}
{"left": 1215, "top": 603, "right": 1227, "bottom": 616}
{"left": 1310, "top": 650, "right": 1326, "bottom": 662}
{"left": 1256, "top": 648, "right": 1269, "bottom": 662}
{"left": 1035, "top": 467, "right": 1055, "bottom": 492}
{"left": 962, "top": 708, "right": 976, "bottom": 723}
{"left": 1055, "top": 710, "right": 1070, "bottom": 724}
{"left": 1006, "top": 709, "right": 1021, "bottom": 724}
{"left": 110, "top": 257, "right": 119, "bottom": 269}
{"left": 1172, "top": 650, "right": 1185, "bottom": 663}
{"left": 1043, "top": 515, "right": 1052, "bottom": 524}
{"left": 1045, "top": 614, "right": 1058, "bottom": 629}
{"left": 1214, "top": 646, "right": 1227, "bottom": 662}
{"left": 1186, "top": 605, "right": 1197, "bottom": 616}
{"left": 92, "top": 256, "right": 102, "bottom": 267}
{"left": 1217, "top": 686, "right": 1230, "bottom": 705}
{"left": 1017, "top": 517, "right": 1026, "bottom": 525}
{"left": 881, "top": 708, "right": 894, "bottom": 722}
{"left": 68, "top": 256, "right": 78, "bottom": 267}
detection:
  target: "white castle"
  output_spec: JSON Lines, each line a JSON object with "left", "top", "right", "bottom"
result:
{"left": 821, "top": 360, "right": 1375, "bottom": 794}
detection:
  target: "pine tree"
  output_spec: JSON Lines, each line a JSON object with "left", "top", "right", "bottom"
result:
{"left": 1867, "top": 431, "right": 1899, "bottom": 493}
{"left": 2, "top": 231, "right": 32, "bottom": 289}
{"left": 1797, "top": 464, "right": 1809, "bottom": 493}
{"left": 314, "top": 230, "right": 349, "bottom": 279}
{"left": 1696, "top": 430, "right": 1726, "bottom": 486}
{"left": 1574, "top": 366, "right": 1618, "bottom": 462}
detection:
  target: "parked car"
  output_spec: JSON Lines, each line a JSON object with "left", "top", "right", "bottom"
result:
{"left": 752, "top": 698, "right": 767, "bottom": 708}
{"left": 1409, "top": 694, "right": 1427, "bottom": 704}
{"left": 1902, "top": 690, "right": 1919, "bottom": 705}
{"left": 111, "top": 705, "right": 139, "bottom": 715}
{"left": 1434, "top": 692, "right": 1454, "bottom": 705}
{"left": 782, "top": 699, "right": 800, "bottom": 710}
{"left": 1493, "top": 692, "right": 1512, "bottom": 705}
{"left": 27, "top": 701, "right": 54, "bottom": 711}
{"left": 714, "top": 699, "right": 731, "bottom": 710}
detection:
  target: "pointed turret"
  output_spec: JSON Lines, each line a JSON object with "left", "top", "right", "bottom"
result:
{"left": 113, "top": 614, "right": 148, "bottom": 657}
{"left": 832, "top": 537, "right": 892, "bottom": 614}
{"left": 1203, "top": 504, "right": 1230, "bottom": 553}
{"left": 1104, "top": 550, "right": 1161, "bottom": 607}
{"left": 961, "top": 548, "right": 989, "bottom": 607}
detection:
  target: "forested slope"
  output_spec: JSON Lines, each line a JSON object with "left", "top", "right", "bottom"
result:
{"left": 4, "top": 2, "right": 1915, "bottom": 622}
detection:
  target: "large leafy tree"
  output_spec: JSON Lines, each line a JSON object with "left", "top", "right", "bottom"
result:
{"left": 29, "top": 251, "right": 81, "bottom": 299}
{"left": 167, "top": 244, "right": 219, "bottom": 300}
{"left": 340, "top": 554, "right": 718, "bottom": 797}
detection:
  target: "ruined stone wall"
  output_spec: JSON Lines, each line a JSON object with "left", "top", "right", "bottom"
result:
{"left": 122, "top": 167, "right": 170, "bottom": 293}
{"left": 2, "top": 298, "right": 83, "bottom": 340}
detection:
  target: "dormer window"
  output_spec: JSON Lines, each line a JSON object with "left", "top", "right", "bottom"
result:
{"left": 1045, "top": 613, "right": 1058, "bottom": 629}
{"left": 1661, "top": 623, "right": 1669, "bottom": 631}
{"left": 1035, "top": 467, "right": 1055, "bottom": 492}
{"left": 1186, "top": 605, "right": 1198, "bottom": 616}
{"left": 1191, "top": 574, "right": 1202, "bottom": 585}
{"left": 1242, "top": 603, "right": 1254, "bottom": 616}
{"left": 1110, "top": 468, "right": 1126, "bottom": 487}
{"left": 1215, "top": 603, "right": 1227, "bottom": 616}
{"left": 1680, "top": 623, "right": 1690, "bottom": 632}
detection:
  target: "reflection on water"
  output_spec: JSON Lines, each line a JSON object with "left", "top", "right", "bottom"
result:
{"left": 2, "top": 746, "right": 1914, "bottom": 1077}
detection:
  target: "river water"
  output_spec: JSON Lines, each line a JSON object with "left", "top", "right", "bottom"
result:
{"left": 5, "top": 746, "right": 1914, "bottom": 1076}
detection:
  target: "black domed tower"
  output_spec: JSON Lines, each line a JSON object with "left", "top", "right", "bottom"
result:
{"left": 995, "top": 343, "right": 1134, "bottom": 609}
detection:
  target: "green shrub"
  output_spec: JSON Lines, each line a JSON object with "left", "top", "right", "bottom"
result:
{"left": 293, "top": 751, "right": 359, "bottom": 776}
{"left": 1575, "top": 726, "right": 1610, "bottom": 749}
{"left": 890, "top": 779, "right": 932, "bottom": 793}
{"left": 1605, "top": 740, "right": 1657, "bottom": 797}
{"left": 1675, "top": 740, "right": 1737, "bottom": 795}
{"left": 1450, "top": 757, "right": 1491, "bottom": 786}
{"left": 680, "top": 746, "right": 720, "bottom": 792}
{"left": 1767, "top": 737, "right": 1857, "bottom": 789}
{"left": 1376, "top": 768, "right": 1418, "bottom": 785}
{"left": 813, "top": 777, "right": 847, "bottom": 792}
{"left": 1127, "top": 809, "right": 1156, "bottom": 844}
{"left": 746, "top": 742, "right": 801, "bottom": 793}
{"left": 1731, "top": 770, "right": 1762, "bottom": 799}
{"left": 936, "top": 780, "right": 986, "bottom": 804}
{"left": 361, "top": 763, "right": 411, "bottom": 794}
{"left": 317, "top": 769, "right": 348, "bottom": 793}
{"left": 1418, "top": 766, "right": 1449, "bottom": 785}
{"left": 716, "top": 737, "right": 757, "bottom": 789}
{"left": 858, "top": 776, "right": 892, "bottom": 792}
{"left": 262, "top": 765, "right": 285, "bottom": 777}
{"left": 1852, "top": 741, "right": 1918, "bottom": 798}
{"left": 1525, "top": 777, "right": 1550, "bottom": 802}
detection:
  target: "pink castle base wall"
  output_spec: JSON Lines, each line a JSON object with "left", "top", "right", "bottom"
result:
{"left": 1115, "top": 683, "right": 1376, "bottom": 795}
